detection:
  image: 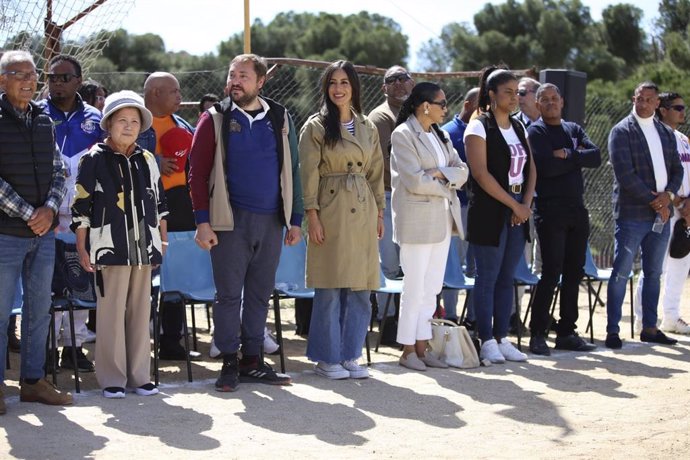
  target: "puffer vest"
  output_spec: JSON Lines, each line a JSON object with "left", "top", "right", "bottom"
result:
{"left": 0, "top": 99, "right": 57, "bottom": 237}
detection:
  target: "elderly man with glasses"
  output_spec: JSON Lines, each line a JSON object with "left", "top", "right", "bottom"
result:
{"left": 0, "top": 50, "right": 72, "bottom": 414}
{"left": 516, "top": 77, "right": 541, "bottom": 128}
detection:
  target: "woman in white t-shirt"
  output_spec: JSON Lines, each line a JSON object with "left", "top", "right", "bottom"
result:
{"left": 463, "top": 67, "right": 536, "bottom": 364}
{"left": 390, "top": 82, "right": 468, "bottom": 371}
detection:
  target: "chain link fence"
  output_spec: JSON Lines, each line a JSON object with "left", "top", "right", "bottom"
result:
{"left": 88, "top": 60, "right": 689, "bottom": 268}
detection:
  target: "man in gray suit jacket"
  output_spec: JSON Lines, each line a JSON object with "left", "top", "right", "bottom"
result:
{"left": 605, "top": 81, "right": 683, "bottom": 349}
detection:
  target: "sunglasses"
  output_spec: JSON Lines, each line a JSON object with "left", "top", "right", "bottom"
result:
{"left": 668, "top": 104, "right": 686, "bottom": 112}
{"left": 2, "top": 70, "right": 39, "bottom": 81}
{"left": 517, "top": 89, "right": 535, "bottom": 97}
{"left": 384, "top": 73, "right": 411, "bottom": 85}
{"left": 47, "top": 73, "right": 79, "bottom": 83}
{"left": 429, "top": 100, "right": 448, "bottom": 109}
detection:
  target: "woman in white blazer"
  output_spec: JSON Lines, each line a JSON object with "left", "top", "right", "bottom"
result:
{"left": 390, "top": 82, "right": 469, "bottom": 371}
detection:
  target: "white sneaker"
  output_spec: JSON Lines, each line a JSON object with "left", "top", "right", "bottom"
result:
{"left": 498, "top": 338, "right": 528, "bottom": 362}
{"left": 662, "top": 317, "right": 690, "bottom": 334}
{"left": 209, "top": 339, "right": 221, "bottom": 359}
{"left": 103, "top": 387, "right": 126, "bottom": 399}
{"left": 480, "top": 339, "right": 505, "bottom": 364}
{"left": 341, "top": 359, "right": 369, "bottom": 379}
{"left": 135, "top": 383, "right": 159, "bottom": 396}
{"left": 314, "top": 362, "right": 350, "bottom": 379}
{"left": 263, "top": 327, "right": 280, "bottom": 355}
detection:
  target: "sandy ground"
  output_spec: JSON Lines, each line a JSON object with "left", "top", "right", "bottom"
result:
{"left": 2, "top": 282, "right": 689, "bottom": 459}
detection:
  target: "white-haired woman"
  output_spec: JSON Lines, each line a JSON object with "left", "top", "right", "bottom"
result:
{"left": 72, "top": 90, "right": 168, "bottom": 398}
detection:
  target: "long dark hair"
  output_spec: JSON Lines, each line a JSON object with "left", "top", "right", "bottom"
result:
{"left": 318, "top": 60, "right": 362, "bottom": 148}
{"left": 477, "top": 65, "right": 517, "bottom": 114}
{"left": 395, "top": 81, "right": 448, "bottom": 143}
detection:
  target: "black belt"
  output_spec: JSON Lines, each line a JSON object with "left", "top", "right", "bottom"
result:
{"left": 509, "top": 183, "right": 523, "bottom": 194}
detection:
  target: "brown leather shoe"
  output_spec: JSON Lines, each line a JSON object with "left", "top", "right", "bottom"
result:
{"left": 20, "top": 379, "right": 73, "bottom": 406}
{"left": 0, "top": 387, "right": 6, "bottom": 415}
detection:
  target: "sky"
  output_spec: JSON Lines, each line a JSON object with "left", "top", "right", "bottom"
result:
{"left": 122, "top": 0, "right": 661, "bottom": 71}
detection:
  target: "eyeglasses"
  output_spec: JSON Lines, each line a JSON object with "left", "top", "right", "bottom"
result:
{"left": 669, "top": 104, "right": 686, "bottom": 112}
{"left": 384, "top": 73, "right": 411, "bottom": 85}
{"left": 47, "top": 73, "right": 79, "bottom": 83}
{"left": 517, "top": 89, "right": 535, "bottom": 97}
{"left": 2, "top": 70, "right": 39, "bottom": 81}
{"left": 429, "top": 100, "right": 448, "bottom": 109}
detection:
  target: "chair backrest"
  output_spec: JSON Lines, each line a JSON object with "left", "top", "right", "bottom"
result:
{"left": 274, "top": 237, "right": 308, "bottom": 291}
{"left": 160, "top": 231, "right": 216, "bottom": 301}
{"left": 514, "top": 254, "right": 539, "bottom": 285}
{"left": 584, "top": 244, "right": 599, "bottom": 277}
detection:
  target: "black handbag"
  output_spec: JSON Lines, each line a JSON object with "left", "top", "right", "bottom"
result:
{"left": 669, "top": 218, "right": 690, "bottom": 259}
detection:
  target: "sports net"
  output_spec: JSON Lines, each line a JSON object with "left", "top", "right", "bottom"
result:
{"left": 0, "top": 0, "right": 133, "bottom": 83}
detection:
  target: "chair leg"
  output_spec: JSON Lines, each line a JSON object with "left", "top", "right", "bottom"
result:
{"left": 67, "top": 303, "right": 81, "bottom": 393}
{"left": 544, "top": 285, "right": 560, "bottom": 336}
{"left": 375, "top": 294, "right": 394, "bottom": 353}
{"left": 586, "top": 280, "right": 595, "bottom": 344}
{"left": 49, "top": 309, "right": 58, "bottom": 385}
{"left": 365, "top": 333, "right": 371, "bottom": 366}
{"left": 181, "top": 301, "right": 193, "bottom": 383}
{"left": 459, "top": 290, "right": 470, "bottom": 324}
{"left": 190, "top": 303, "right": 198, "bottom": 352}
{"left": 272, "top": 292, "right": 286, "bottom": 374}
{"left": 153, "top": 296, "right": 160, "bottom": 387}
{"left": 628, "top": 275, "right": 635, "bottom": 339}
{"left": 514, "top": 285, "right": 522, "bottom": 351}
{"left": 206, "top": 303, "right": 212, "bottom": 332}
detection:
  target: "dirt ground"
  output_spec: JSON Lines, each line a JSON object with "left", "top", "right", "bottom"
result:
{"left": 2, "top": 281, "right": 689, "bottom": 459}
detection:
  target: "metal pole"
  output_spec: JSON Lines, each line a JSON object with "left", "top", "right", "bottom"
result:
{"left": 244, "top": 0, "right": 251, "bottom": 53}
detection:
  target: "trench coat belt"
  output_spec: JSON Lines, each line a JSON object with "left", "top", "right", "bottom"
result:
{"left": 323, "top": 172, "right": 368, "bottom": 203}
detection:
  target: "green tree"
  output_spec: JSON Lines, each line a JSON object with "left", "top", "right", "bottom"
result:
{"left": 657, "top": 0, "right": 690, "bottom": 38}
{"left": 601, "top": 4, "right": 647, "bottom": 67}
{"left": 218, "top": 11, "right": 408, "bottom": 67}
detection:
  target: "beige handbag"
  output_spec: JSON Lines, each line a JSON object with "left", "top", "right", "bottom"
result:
{"left": 429, "top": 319, "right": 480, "bottom": 369}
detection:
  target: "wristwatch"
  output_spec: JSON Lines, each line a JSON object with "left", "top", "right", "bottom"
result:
{"left": 666, "top": 191, "right": 676, "bottom": 201}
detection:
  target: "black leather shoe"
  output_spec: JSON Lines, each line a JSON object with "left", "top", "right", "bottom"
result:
{"left": 640, "top": 329, "right": 678, "bottom": 345}
{"left": 555, "top": 333, "right": 596, "bottom": 351}
{"left": 605, "top": 333, "right": 622, "bottom": 349}
{"left": 60, "top": 346, "right": 95, "bottom": 372}
{"left": 529, "top": 335, "right": 551, "bottom": 356}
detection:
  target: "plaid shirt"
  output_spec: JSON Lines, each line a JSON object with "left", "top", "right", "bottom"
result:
{"left": 608, "top": 113, "right": 683, "bottom": 220}
{"left": 0, "top": 103, "right": 66, "bottom": 222}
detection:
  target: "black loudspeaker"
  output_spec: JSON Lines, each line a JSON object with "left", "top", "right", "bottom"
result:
{"left": 539, "top": 69, "right": 587, "bottom": 126}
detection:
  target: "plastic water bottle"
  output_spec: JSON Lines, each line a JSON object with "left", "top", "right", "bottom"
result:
{"left": 652, "top": 214, "right": 665, "bottom": 233}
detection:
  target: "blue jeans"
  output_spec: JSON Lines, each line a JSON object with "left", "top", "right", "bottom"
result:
{"left": 376, "top": 192, "right": 400, "bottom": 319}
{"left": 0, "top": 232, "right": 55, "bottom": 383}
{"left": 606, "top": 218, "right": 670, "bottom": 334}
{"left": 307, "top": 288, "right": 371, "bottom": 363}
{"left": 471, "top": 220, "right": 526, "bottom": 342}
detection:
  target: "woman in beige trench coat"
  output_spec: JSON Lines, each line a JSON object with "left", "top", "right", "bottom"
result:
{"left": 299, "top": 60, "right": 385, "bottom": 380}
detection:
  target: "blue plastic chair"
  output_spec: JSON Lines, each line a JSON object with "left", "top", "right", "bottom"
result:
{"left": 513, "top": 254, "right": 540, "bottom": 350}
{"left": 156, "top": 231, "right": 216, "bottom": 383}
{"left": 583, "top": 245, "right": 634, "bottom": 342}
{"left": 439, "top": 237, "right": 475, "bottom": 323}
{"left": 49, "top": 232, "right": 97, "bottom": 393}
{"left": 373, "top": 267, "right": 403, "bottom": 353}
{"left": 272, "top": 237, "right": 313, "bottom": 373}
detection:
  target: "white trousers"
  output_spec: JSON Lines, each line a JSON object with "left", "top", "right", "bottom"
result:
{"left": 397, "top": 214, "right": 452, "bottom": 345}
